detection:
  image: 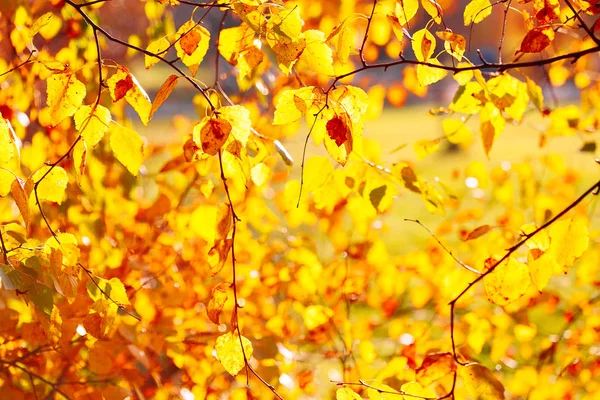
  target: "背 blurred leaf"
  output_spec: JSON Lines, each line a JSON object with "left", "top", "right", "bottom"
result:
{"left": 461, "top": 364, "right": 505, "bottom": 399}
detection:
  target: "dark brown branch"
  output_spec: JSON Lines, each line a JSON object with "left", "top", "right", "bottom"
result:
{"left": 64, "top": 0, "right": 216, "bottom": 110}
{"left": 563, "top": 0, "right": 600, "bottom": 45}
{"left": 359, "top": 0, "right": 377, "bottom": 67}
{"left": 448, "top": 178, "right": 600, "bottom": 363}
{"left": 328, "top": 44, "right": 600, "bottom": 89}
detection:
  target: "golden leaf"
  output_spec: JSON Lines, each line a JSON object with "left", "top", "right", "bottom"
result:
{"left": 215, "top": 332, "right": 253, "bottom": 376}
{"left": 109, "top": 124, "right": 144, "bottom": 176}
{"left": 46, "top": 72, "right": 86, "bottom": 126}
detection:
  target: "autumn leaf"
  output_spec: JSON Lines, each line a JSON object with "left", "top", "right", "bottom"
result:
{"left": 107, "top": 67, "right": 151, "bottom": 125}
{"left": 464, "top": 0, "right": 492, "bottom": 25}
{"left": 46, "top": 72, "right": 86, "bottom": 126}
{"left": 336, "top": 387, "right": 362, "bottom": 400}
{"left": 87, "top": 277, "right": 130, "bottom": 305}
{"left": 516, "top": 26, "right": 554, "bottom": 54}
{"left": 483, "top": 257, "right": 531, "bottom": 306}
{"left": 74, "top": 105, "right": 111, "bottom": 147}
{"left": 461, "top": 364, "right": 505, "bottom": 399}
{"left": 109, "top": 124, "right": 144, "bottom": 176}
{"left": 412, "top": 29, "right": 436, "bottom": 62}
{"left": 297, "top": 30, "right": 335, "bottom": 76}
{"left": 145, "top": 37, "right": 170, "bottom": 68}
{"left": 193, "top": 116, "right": 232, "bottom": 156}
{"left": 207, "top": 283, "right": 228, "bottom": 324}
{"left": 149, "top": 75, "right": 179, "bottom": 121}
{"left": 395, "top": 0, "right": 419, "bottom": 27}
{"left": 422, "top": 0, "right": 443, "bottom": 25}
{"left": 33, "top": 166, "right": 68, "bottom": 204}
{"left": 326, "top": 116, "right": 350, "bottom": 147}
{"left": 547, "top": 218, "right": 588, "bottom": 271}
{"left": 175, "top": 21, "right": 210, "bottom": 73}
{"left": 463, "top": 225, "right": 493, "bottom": 241}
{"left": 436, "top": 30, "right": 466, "bottom": 60}
{"left": 0, "top": 117, "right": 16, "bottom": 165}
{"left": 215, "top": 332, "right": 253, "bottom": 376}
{"left": 416, "top": 352, "right": 456, "bottom": 385}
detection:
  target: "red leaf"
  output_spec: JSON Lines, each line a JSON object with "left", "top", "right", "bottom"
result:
{"left": 326, "top": 116, "right": 349, "bottom": 147}
{"left": 113, "top": 73, "right": 134, "bottom": 102}
{"left": 516, "top": 26, "right": 554, "bottom": 54}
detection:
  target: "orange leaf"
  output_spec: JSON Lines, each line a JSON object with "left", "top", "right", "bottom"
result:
{"left": 416, "top": 352, "right": 456, "bottom": 385}
{"left": 149, "top": 75, "right": 179, "bottom": 121}
{"left": 207, "top": 283, "right": 228, "bottom": 325}
{"left": 516, "top": 26, "right": 554, "bottom": 54}
{"left": 463, "top": 225, "right": 493, "bottom": 241}
{"left": 198, "top": 117, "right": 233, "bottom": 156}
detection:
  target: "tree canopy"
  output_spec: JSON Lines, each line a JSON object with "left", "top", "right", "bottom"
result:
{"left": 1, "top": 0, "right": 600, "bottom": 399}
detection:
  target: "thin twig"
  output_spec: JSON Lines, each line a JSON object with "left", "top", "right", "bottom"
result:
{"left": 404, "top": 219, "right": 481, "bottom": 275}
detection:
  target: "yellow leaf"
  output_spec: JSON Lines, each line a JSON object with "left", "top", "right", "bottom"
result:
{"left": 73, "top": 139, "right": 87, "bottom": 183}
{"left": 268, "top": 7, "right": 303, "bottom": 40}
{"left": 49, "top": 305, "right": 62, "bottom": 346}
{"left": 303, "top": 305, "right": 334, "bottom": 330}
{"left": 442, "top": 118, "right": 472, "bottom": 144}
{"left": 109, "top": 124, "right": 144, "bottom": 176}
{"left": 416, "top": 61, "right": 447, "bottom": 86}
{"left": 46, "top": 72, "right": 86, "bottom": 126}
{"left": 192, "top": 116, "right": 232, "bottom": 156}
{"left": 526, "top": 77, "right": 544, "bottom": 112}
{"left": 0, "top": 117, "right": 15, "bottom": 165}
{"left": 367, "top": 381, "right": 401, "bottom": 399}
{"left": 45, "top": 232, "right": 80, "bottom": 267}
{"left": 437, "top": 30, "right": 466, "bottom": 60}
{"left": 145, "top": 37, "right": 170, "bottom": 68}
{"left": 273, "top": 86, "right": 320, "bottom": 125}
{"left": 297, "top": 30, "right": 335, "bottom": 76}
{"left": 464, "top": 0, "right": 492, "bottom": 25}
{"left": 414, "top": 138, "right": 440, "bottom": 159}
{"left": 461, "top": 364, "right": 505, "bottom": 399}
{"left": 87, "top": 277, "right": 130, "bottom": 305}
{"left": 218, "top": 105, "right": 252, "bottom": 147}
{"left": 175, "top": 21, "right": 210, "bottom": 73}
{"left": 33, "top": 166, "right": 68, "bottom": 204}
{"left": 400, "top": 381, "right": 435, "bottom": 398}
{"left": 527, "top": 250, "right": 555, "bottom": 292}
{"left": 219, "top": 26, "right": 251, "bottom": 64}
{"left": 149, "top": 75, "right": 179, "bottom": 121}
{"left": 11, "top": 179, "right": 31, "bottom": 228}
{"left": 207, "top": 283, "right": 228, "bottom": 325}
{"left": 395, "top": 0, "right": 419, "bottom": 26}
{"left": 74, "top": 105, "right": 111, "bottom": 147}
{"left": 107, "top": 66, "right": 151, "bottom": 125}
{"left": 215, "top": 332, "right": 253, "bottom": 376}
{"left": 421, "top": 0, "right": 443, "bottom": 24}
{"left": 483, "top": 257, "right": 531, "bottom": 306}
{"left": 412, "top": 29, "right": 436, "bottom": 62}
{"left": 547, "top": 218, "right": 588, "bottom": 271}
{"left": 29, "top": 12, "right": 54, "bottom": 38}
{"left": 480, "top": 103, "right": 505, "bottom": 156}
{"left": 0, "top": 170, "right": 14, "bottom": 197}
{"left": 336, "top": 387, "right": 362, "bottom": 400}
{"left": 272, "top": 39, "right": 306, "bottom": 74}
